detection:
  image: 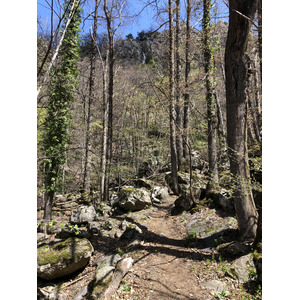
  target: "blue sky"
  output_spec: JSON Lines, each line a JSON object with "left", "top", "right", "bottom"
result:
{"left": 37, "top": 0, "right": 228, "bottom": 38}
{"left": 37, "top": 0, "right": 160, "bottom": 38}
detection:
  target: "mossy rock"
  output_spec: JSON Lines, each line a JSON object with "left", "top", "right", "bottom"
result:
{"left": 37, "top": 237, "right": 93, "bottom": 280}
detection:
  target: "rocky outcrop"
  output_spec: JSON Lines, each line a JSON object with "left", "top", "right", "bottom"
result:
{"left": 37, "top": 238, "right": 94, "bottom": 280}
{"left": 118, "top": 187, "right": 151, "bottom": 211}
{"left": 70, "top": 205, "right": 97, "bottom": 225}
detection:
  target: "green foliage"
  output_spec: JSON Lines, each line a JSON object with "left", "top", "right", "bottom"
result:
{"left": 43, "top": 0, "right": 81, "bottom": 195}
{"left": 186, "top": 229, "right": 198, "bottom": 239}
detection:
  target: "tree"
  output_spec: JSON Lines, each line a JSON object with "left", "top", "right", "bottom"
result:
{"left": 168, "top": 0, "right": 180, "bottom": 194}
{"left": 100, "top": 0, "right": 128, "bottom": 202}
{"left": 225, "top": 0, "right": 258, "bottom": 241}
{"left": 43, "top": 0, "right": 81, "bottom": 220}
{"left": 175, "top": 0, "right": 183, "bottom": 168}
{"left": 83, "top": 0, "right": 99, "bottom": 192}
{"left": 183, "top": 0, "right": 191, "bottom": 159}
{"left": 202, "top": 0, "right": 219, "bottom": 195}
{"left": 37, "top": 0, "right": 81, "bottom": 98}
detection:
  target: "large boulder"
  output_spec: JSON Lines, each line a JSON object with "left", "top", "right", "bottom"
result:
{"left": 226, "top": 254, "right": 256, "bottom": 282}
{"left": 37, "top": 237, "right": 94, "bottom": 280}
{"left": 70, "top": 205, "right": 97, "bottom": 224}
{"left": 118, "top": 187, "right": 151, "bottom": 211}
{"left": 165, "top": 171, "right": 206, "bottom": 198}
{"left": 151, "top": 186, "right": 169, "bottom": 204}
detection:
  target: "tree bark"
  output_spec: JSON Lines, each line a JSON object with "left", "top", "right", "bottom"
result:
{"left": 83, "top": 0, "right": 99, "bottom": 192}
{"left": 225, "top": 0, "right": 258, "bottom": 241}
{"left": 183, "top": 0, "right": 191, "bottom": 159}
{"left": 175, "top": 0, "right": 183, "bottom": 169}
{"left": 169, "top": 0, "right": 179, "bottom": 194}
{"left": 203, "top": 0, "right": 219, "bottom": 194}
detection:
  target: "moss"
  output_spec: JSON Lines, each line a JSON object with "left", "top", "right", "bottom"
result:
{"left": 37, "top": 237, "right": 93, "bottom": 266}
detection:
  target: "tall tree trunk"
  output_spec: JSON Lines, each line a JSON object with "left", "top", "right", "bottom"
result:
{"left": 169, "top": 0, "right": 179, "bottom": 194}
{"left": 203, "top": 0, "right": 219, "bottom": 194}
{"left": 100, "top": 53, "right": 109, "bottom": 203}
{"left": 175, "top": 0, "right": 183, "bottom": 169}
{"left": 83, "top": 0, "right": 99, "bottom": 192}
{"left": 183, "top": 0, "right": 191, "bottom": 159}
{"left": 225, "top": 0, "right": 258, "bottom": 241}
{"left": 102, "top": 0, "right": 115, "bottom": 202}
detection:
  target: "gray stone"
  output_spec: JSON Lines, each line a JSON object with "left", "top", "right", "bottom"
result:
{"left": 70, "top": 205, "right": 97, "bottom": 224}
{"left": 37, "top": 237, "right": 94, "bottom": 280}
{"left": 72, "top": 286, "right": 88, "bottom": 300}
{"left": 227, "top": 254, "right": 256, "bottom": 282}
{"left": 37, "top": 232, "right": 48, "bottom": 242}
{"left": 200, "top": 280, "right": 227, "bottom": 293}
{"left": 88, "top": 221, "right": 102, "bottom": 234}
{"left": 118, "top": 187, "right": 151, "bottom": 211}
{"left": 95, "top": 265, "right": 115, "bottom": 284}
{"left": 151, "top": 186, "right": 169, "bottom": 204}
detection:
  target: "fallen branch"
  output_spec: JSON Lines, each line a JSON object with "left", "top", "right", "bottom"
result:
{"left": 100, "top": 257, "right": 133, "bottom": 300}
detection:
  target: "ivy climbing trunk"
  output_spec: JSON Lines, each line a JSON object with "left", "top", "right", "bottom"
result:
{"left": 225, "top": 0, "right": 258, "bottom": 241}
{"left": 202, "top": 0, "right": 219, "bottom": 195}
{"left": 43, "top": 0, "right": 81, "bottom": 220}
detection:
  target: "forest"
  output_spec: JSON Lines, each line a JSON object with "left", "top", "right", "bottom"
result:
{"left": 36, "top": 0, "right": 262, "bottom": 299}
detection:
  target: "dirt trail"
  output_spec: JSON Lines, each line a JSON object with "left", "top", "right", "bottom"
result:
{"left": 112, "top": 195, "right": 213, "bottom": 300}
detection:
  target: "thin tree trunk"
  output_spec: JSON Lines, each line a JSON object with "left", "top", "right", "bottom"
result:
{"left": 225, "top": 0, "right": 258, "bottom": 241}
{"left": 169, "top": 0, "right": 179, "bottom": 194}
{"left": 83, "top": 0, "right": 99, "bottom": 192}
{"left": 203, "top": 0, "right": 219, "bottom": 194}
{"left": 100, "top": 53, "right": 109, "bottom": 203}
{"left": 183, "top": 0, "right": 191, "bottom": 159}
{"left": 175, "top": 0, "right": 183, "bottom": 169}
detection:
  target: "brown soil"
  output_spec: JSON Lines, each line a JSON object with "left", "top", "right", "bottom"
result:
{"left": 37, "top": 195, "right": 261, "bottom": 300}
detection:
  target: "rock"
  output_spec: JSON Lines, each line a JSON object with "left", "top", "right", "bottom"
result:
{"left": 200, "top": 280, "right": 227, "bottom": 293}
{"left": 37, "top": 232, "right": 48, "bottom": 242}
{"left": 70, "top": 205, "right": 97, "bottom": 224}
{"left": 174, "top": 195, "right": 194, "bottom": 211}
{"left": 218, "top": 242, "right": 250, "bottom": 258}
{"left": 37, "top": 237, "right": 94, "bottom": 280}
{"left": 186, "top": 216, "right": 237, "bottom": 248}
{"left": 120, "top": 225, "right": 142, "bottom": 241}
{"left": 118, "top": 187, "right": 151, "bottom": 211}
{"left": 72, "top": 286, "right": 88, "bottom": 300}
{"left": 55, "top": 226, "right": 91, "bottom": 239}
{"left": 92, "top": 254, "right": 123, "bottom": 298}
{"left": 135, "top": 178, "right": 154, "bottom": 190}
{"left": 151, "top": 186, "right": 169, "bottom": 204}
{"left": 165, "top": 171, "right": 205, "bottom": 198}
{"left": 218, "top": 189, "right": 234, "bottom": 212}
{"left": 180, "top": 151, "right": 209, "bottom": 173}
{"left": 95, "top": 265, "right": 115, "bottom": 285}
{"left": 38, "top": 286, "right": 67, "bottom": 300}
{"left": 110, "top": 192, "right": 120, "bottom": 207}
{"left": 226, "top": 254, "right": 256, "bottom": 282}
{"left": 88, "top": 221, "right": 102, "bottom": 234}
